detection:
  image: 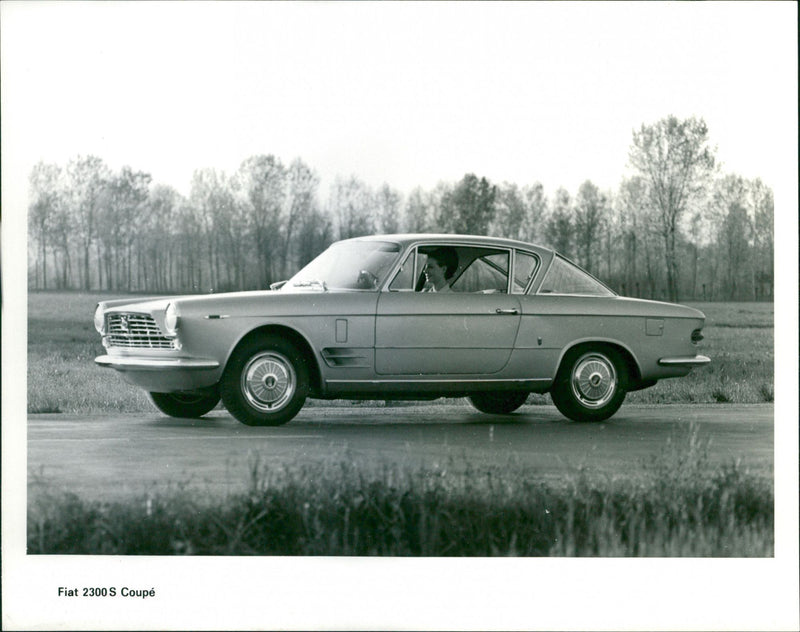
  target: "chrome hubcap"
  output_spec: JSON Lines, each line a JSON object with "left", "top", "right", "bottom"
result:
{"left": 241, "top": 351, "right": 296, "bottom": 412}
{"left": 571, "top": 353, "right": 617, "bottom": 409}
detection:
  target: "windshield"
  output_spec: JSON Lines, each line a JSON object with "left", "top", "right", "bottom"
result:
{"left": 283, "top": 240, "right": 402, "bottom": 291}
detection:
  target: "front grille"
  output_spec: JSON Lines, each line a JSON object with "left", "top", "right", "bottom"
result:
{"left": 106, "top": 313, "right": 176, "bottom": 349}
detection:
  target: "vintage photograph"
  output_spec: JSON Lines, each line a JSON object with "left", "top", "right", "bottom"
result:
{"left": 3, "top": 1, "right": 798, "bottom": 630}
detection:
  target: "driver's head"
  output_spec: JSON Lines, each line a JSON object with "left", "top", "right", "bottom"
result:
{"left": 427, "top": 247, "right": 458, "bottom": 279}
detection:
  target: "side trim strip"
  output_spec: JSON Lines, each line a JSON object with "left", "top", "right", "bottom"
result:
{"left": 326, "top": 378, "right": 549, "bottom": 384}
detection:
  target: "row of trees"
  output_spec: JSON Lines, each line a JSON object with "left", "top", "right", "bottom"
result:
{"left": 28, "top": 116, "right": 773, "bottom": 301}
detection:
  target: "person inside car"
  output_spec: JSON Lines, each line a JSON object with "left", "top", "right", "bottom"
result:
{"left": 421, "top": 247, "right": 458, "bottom": 292}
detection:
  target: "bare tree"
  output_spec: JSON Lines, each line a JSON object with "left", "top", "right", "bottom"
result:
{"left": 442, "top": 174, "right": 497, "bottom": 235}
{"left": 282, "top": 159, "right": 320, "bottom": 278}
{"left": 66, "top": 156, "right": 110, "bottom": 289}
{"left": 629, "top": 115, "right": 716, "bottom": 302}
{"left": 296, "top": 207, "right": 333, "bottom": 268}
{"left": 522, "top": 182, "right": 547, "bottom": 243}
{"left": 749, "top": 178, "right": 774, "bottom": 300}
{"left": 117, "top": 167, "right": 152, "bottom": 290}
{"left": 175, "top": 197, "right": 204, "bottom": 291}
{"left": 431, "top": 181, "right": 455, "bottom": 232}
{"left": 50, "top": 195, "right": 73, "bottom": 289}
{"left": 234, "top": 156, "right": 287, "bottom": 287}
{"left": 404, "top": 187, "right": 432, "bottom": 233}
{"left": 145, "top": 185, "right": 181, "bottom": 291}
{"left": 28, "top": 162, "right": 63, "bottom": 289}
{"left": 573, "top": 180, "right": 607, "bottom": 273}
{"left": 544, "top": 187, "right": 573, "bottom": 258}
{"left": 95, "top": 167, "right": 151, "bottom": 290}
{"left": 687, "top": 210, "right": 703, "bottom": 300}
{"left": 329, "top": 175, "right": 374, "bottom": 239}
{"left": 492, "top": 182, "right": 527, "bottom": 240}
{"left": 599, "top": 188, "right": 617, "bottom": 284}
{"left": 616, "top": 178, "right": 643, "bottom": 296}
{"left": 711, "top": 175, "right": 749, "bottom": 299}
{"left": 375, "top": 183, "right": 403, "bottom": 235}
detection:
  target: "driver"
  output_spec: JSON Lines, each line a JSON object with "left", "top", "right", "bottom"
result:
{"left": 422, "top": 247, "right": 458, "bottom": 292}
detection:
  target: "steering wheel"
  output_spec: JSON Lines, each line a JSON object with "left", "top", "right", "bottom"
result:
{"left": 356, "top": 269, "right": 379, "bottom": 289}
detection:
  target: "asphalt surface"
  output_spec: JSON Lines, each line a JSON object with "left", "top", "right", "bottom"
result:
{"left": 28, "top": 403, "right": 773, "bottom": 501}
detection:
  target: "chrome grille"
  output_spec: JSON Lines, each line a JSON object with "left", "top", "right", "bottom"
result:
{"left": 106, "top": 313, "right": 176, "bottom": 349}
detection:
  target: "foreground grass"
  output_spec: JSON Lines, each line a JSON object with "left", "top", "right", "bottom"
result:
{"left": 26, "top": 292, "right": 773, "bottom": 413}
{"left": 28, "top": 424, "right": 772, "bottom": 556}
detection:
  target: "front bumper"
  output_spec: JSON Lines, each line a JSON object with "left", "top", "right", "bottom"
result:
{"left": 95, "top": 355, "right": 221, "bottom": 391}
{"left": 657, "top": 355, "right": 711, "bottom": 367}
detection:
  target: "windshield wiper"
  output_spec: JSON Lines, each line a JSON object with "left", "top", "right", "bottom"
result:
{"left": 291, "top": 279, "right": 328, "bottom": 291}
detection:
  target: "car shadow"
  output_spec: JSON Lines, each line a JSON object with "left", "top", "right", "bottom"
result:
{"left": 141, "top": 414, "right": 234, "bottom": 429}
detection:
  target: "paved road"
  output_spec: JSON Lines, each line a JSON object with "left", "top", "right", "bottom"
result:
{"left": 28, "top": 403, "right": 773, "bottom": 501}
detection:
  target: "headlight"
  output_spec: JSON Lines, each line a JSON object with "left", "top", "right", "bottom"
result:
{"left": 164, "top": 303, "right": 179, "bottom": 336}
{"left": 94, "top": 304, "right": 105, "bottom": 334}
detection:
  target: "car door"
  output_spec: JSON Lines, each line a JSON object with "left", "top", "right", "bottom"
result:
{"left": 374, "top": 246, "right": 522, "bottom": 375}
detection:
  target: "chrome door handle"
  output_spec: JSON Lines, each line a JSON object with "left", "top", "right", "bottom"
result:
{"left": 495, "top": 308, "right": 519, "bottom": 315}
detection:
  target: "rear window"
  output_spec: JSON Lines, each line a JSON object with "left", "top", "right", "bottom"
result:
{"left": 451, "top": 251, "right": 509, "bottom": 293}
{"left": 539, "top": 256, "right": 614, "bottom": 296}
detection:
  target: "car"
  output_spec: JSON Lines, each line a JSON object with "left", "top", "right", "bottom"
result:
{"left": 94, "top": 234, "right": 710, "bottom": 425}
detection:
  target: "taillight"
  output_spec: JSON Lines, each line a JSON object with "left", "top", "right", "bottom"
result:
{"left": 691, "top": 329, "right": 704, "bottom": 344}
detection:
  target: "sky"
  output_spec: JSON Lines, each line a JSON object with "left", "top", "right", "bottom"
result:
{"left": 2, "top": 1, "right": 796, "bottom": 202}
{"left": 1, "top": 3, "right": 798, "bottom": 630}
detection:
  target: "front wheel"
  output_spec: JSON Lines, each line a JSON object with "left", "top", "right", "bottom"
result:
{"left": 551, "top": 347, "right": 627, "bottom": 422}
{"left": 149, "top": 392, "right": 220, "bottom": 418}
{"left": 468, "top": 391, "right": 529, "bottom": 415}
{"left": 220, "top": 335, "right": 309, "bottom": 426}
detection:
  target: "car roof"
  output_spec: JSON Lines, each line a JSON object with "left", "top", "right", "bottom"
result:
{"left": 343, "top": 233, "right": 554, "bottom": 254}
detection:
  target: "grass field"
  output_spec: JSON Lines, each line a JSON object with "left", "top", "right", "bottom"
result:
{"left": 28, "top": 422, "right": 773, "bottom": 556}
{"left": 26, "top": 291, "right": 774, "bottom": 414}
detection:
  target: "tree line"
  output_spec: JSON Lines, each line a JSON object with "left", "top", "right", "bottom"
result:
{"left": 28, "top": 115, "right": 773, "bottom": 302}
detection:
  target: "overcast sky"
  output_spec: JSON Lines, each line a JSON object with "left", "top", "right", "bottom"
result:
{"left": 2, "top": 1, "right": 796, "bottom": 202}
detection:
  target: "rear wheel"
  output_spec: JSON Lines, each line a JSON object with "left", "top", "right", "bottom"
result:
{"left": 551, "top": 346, "right": 627, "bottom": 422}
{"left": 468, "top": 391, "right": 529, "bottom": 415}
{"left": 149, "top": 392, "right": 220, "bottom": 418}
{"left": 220, "top": 335, "right": 308, "bottom": 426}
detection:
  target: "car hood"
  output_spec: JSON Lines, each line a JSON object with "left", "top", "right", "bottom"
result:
{"left": 100, "top": 288, "right": 376, "bottom": 319}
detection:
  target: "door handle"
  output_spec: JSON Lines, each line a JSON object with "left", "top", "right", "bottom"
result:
{"left": 495, "top": 308, "right": 519, "bottom": 315}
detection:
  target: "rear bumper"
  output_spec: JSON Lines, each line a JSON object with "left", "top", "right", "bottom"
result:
{"left": 95, "top": 355, "right": 221, "bottom": 391}
{"left": 658, "top": 355, "right": 711, "bottom": 367}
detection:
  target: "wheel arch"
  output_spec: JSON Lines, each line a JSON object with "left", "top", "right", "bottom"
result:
{"left": 226, "top": 324, "right": 323, "bottom": 397}
{"left": 553, "top": 339, "right": 642, "bottom": 388}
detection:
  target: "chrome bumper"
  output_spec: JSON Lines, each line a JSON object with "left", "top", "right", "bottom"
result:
{"left": 658, "top": 355, "right": 711, "bottom": 367}
{"left": 95, "top": 355, "right": 220, "bottom": 371}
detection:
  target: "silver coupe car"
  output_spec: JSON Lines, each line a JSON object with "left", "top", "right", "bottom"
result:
{"left": 94, "top": 234, "right": 710, "bottom": 425}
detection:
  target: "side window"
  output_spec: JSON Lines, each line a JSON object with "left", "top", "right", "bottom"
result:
{"left": 451, "top": 251, "right": 509, "bottom": 293}
{"left": 513, "top": 251, "right": 538, "bottom": 294}
{"left": 539, "top": 256, "right": 614, "bottom": 296}
{"left": 388, "top": 249, "right": 416, "bottom": 291}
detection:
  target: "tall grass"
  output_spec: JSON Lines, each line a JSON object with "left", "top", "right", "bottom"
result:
{"left": 26, "top": 293, "right": 774, "bottom": 413}
{"left": 28, "top": 423, "right": 772, "bottom": 556}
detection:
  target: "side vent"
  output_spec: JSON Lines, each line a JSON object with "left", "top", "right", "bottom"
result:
{"left": 321, "top": 348, "right": 370, "bottom": 368}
